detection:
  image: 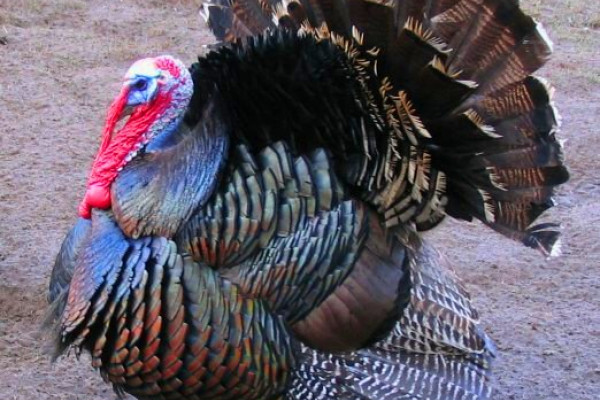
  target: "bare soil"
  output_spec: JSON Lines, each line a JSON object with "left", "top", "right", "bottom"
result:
{"left": 0, "top": 0, "right": 598, "bottom": 399}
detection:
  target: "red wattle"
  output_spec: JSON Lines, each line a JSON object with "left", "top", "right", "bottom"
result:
{"left": 87, "top": 184, "right": 112, "bottom": 209}
{"left": 77, "top": 83, "right": 172, "bottom": 219}
{"left": 78, "top": 184, "right": 111, "bottom": 219}
{"left": 78, "top": 201, "right": 91, "bottom": 219}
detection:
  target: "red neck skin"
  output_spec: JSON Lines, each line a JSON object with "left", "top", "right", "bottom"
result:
{"left": 78, "top": 88, "right": 172, "bottom": 218}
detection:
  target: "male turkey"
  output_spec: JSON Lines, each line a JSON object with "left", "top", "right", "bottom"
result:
{"left": 47, "top": 0, "right": 568, "bottom": 399}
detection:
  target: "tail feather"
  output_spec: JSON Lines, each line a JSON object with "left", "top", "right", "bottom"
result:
{"left": 200, "top": 0, "right": 269, "bottom": 42}
{"left": 394, "top": 0, "right": 428, "bottom": 27}
{"left": 424, "top": 0, "right": 462, "bottom": 20}
{"left": 200, "top": 0, "right": 569, "bottom": 255}
{"left": 474, "top": 76, "right": 557, "bottom": 122}
{"left": 475, "top": 22, "right": 553, "bottom": 95}
{"left": 313, "top": 0, "right": 352, "bottom": 33}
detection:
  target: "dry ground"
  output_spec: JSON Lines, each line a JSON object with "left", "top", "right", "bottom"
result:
{"left": 0, "top": 0, "right": 598, "bottom": 398}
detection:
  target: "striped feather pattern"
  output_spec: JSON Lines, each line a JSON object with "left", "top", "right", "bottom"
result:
{"left": 381, "top": 230, "right": 493, "bottom": 363}
{"left": 287, "top": 344, "right": 493, "bottom": 400}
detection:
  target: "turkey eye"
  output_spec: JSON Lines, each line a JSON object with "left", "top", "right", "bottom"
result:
{"left": 133, "top": 79, "right": 147, "bottom": 91}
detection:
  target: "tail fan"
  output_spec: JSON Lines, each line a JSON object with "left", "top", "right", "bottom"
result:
{"left": 200, "top": 0, "right": 569, "bottom": 256}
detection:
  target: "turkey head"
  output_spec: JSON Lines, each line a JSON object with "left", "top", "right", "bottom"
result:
{"left": 78, "top": 55, "right": 229, "bottom": 238}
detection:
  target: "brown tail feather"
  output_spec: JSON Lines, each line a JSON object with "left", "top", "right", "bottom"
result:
{"left": 200, "top": 0, "right": 270, "bottom": 42}
{"left": 200, "top": 0, "right": 569, "bottom": 254}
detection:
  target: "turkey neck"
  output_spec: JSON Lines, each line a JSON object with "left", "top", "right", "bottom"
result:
{"left": 111, "top": 97, "right": 230, "bottom": 239}
{"left": 188, "top": 29, "right": 388, "bottom": 190}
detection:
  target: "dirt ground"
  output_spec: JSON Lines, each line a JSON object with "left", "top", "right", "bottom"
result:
{"left": 0, "top": 0, "right": 598, "bottom": 399}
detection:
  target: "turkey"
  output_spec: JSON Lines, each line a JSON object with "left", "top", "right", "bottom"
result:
{"left": 46, "top": 0, "right": 569, "bottom": 399}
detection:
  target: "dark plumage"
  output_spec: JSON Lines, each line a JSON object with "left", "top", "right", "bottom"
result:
{"left": 47, "top": 0, "right": 568, "bottom": 399}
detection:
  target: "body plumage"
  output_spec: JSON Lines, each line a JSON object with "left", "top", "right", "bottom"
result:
{"left": 47, "top": 1, "right": 569, "bottom": 399}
